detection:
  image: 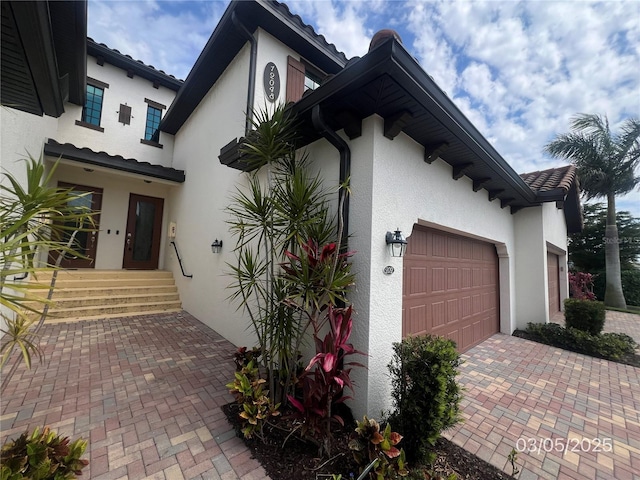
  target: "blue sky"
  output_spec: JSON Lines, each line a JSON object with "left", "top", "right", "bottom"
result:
{"left": 88, "top": 0, "right": 640, "bottom": 218}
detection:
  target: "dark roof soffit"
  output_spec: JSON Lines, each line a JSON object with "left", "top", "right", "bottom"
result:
{"left": 161, "top": 0, "right": 349, "bottom": 135}
{"left": 87, "top": 39, "right": 183, "bottom": 91}
{"left": 44, "top": 139, "right": 185, "bottom": 183}
{"left": 288, "top": 38, "right": 537, "bottom": 206}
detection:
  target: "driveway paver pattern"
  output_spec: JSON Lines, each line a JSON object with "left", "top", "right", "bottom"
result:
{"left": 2, "top": 310, "right": 639, "bottom": 480}
{"left": 445, "top": 312, "right": 640, "bottom": 480}
{"left": 0, "top": 312, "right": 269, "bottom": 480}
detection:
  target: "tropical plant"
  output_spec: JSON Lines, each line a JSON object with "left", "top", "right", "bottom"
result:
{"left": 287, "top": 305, "right": 364, "bottom": 457}
{"left": 226, "top": 359, "right": 280, "bottom": 440}
{"left": 348, "top": 416, "right": 409, "bottom": 480}
{"left": 544, "top": 114, "right": 640, "bottom": 308}
{"left": 1, "top": 155, "right": 95, "bottom": 373}
{"left": 568, "top": 271, "right": 596, "bottom": 300}
{"left": 226, "top": 104, "right": 351, "bottom": 404}
{"left": 0, "top": 426, "right": 88, "bottom": 479}
{"left": 564, "top": 298, "right": 606, "bottom": 335}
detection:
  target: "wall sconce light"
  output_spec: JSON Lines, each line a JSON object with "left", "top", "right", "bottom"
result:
{"left": 211, "top": 239, "right": 223, "bottom": 254}
{"left": 386, "top": 228, "right": 407, "bottom": 257}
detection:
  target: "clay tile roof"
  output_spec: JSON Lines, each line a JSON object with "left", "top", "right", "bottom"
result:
{"left": 44, "top": 139, "right": 185, "bottom": 183}
{"left": 520, "top": 164, "right": 577, "bottom": 194}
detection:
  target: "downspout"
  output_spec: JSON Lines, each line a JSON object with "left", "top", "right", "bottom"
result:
{"left": 311, "top": 104, "right": 350, "bottom": 248}
{"left": 231, "top": 12, "right": 257, "bottom": 136}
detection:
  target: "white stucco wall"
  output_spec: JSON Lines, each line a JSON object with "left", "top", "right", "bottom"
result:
{"left": 167, "top": 44, "right": 253, "bottom": 347}
{"left": 56, "top": 57, "right": 176, "bottom": 168}
{"left": 254, "top": 29, "right": 299, "bottom": 110}
{"left": 346, "top": 115, "right": 520, "bottom": 417}
{"left": 1, "top": 107, "right": 59, "bottom": 185}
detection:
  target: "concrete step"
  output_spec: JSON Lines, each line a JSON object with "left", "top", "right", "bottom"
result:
{"left": 26, "top": 269, "right": 181, "bottom": 322}
{"left": 51, "top": 285, "right": 178, "bottom": 298}
{"left": 44, "top": 300, "right": 183, "bottom": 322}
{"left": 47, "top": 292, "right": 180, "bottom": 309}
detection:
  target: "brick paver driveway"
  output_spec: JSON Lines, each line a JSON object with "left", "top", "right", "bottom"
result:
{"left": 445, "top": 311, "right": 640, "bottom": 480}
{"left": 0, "top": 312, "right": 269, "bottom": 480}
{"left": 2, "top": 310, "right": 639, "bottom": 479}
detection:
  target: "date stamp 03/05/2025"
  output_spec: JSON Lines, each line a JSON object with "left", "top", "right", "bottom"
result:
{"left": 515, "top": 437, "right": 613, "bottom": 455}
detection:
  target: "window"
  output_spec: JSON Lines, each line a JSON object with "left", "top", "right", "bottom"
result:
{"left": 141, "top": 98, "right": 166, "bottom": 148}
{"left": 286, "top": 56, "right": 325, "bottom": 103}
{"left": 76, "top": 78, "right": 109, "bottom": 132}
{"left": 144, "top": 105, "right": 161, "bottom": 142}
{"left": 304, "top": 72, "right": 321, "bottom": 92}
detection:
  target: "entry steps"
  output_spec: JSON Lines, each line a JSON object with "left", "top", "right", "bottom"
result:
{"left": 26, "top": 269, "right": 182, "bottom": 322}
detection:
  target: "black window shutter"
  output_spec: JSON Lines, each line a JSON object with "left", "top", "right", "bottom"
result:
{"left": 119, "top": 104, "right": 131, "bottom": 125}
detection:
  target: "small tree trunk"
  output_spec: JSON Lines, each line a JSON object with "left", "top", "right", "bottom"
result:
{"left": 604, "top": 193, "right": 627, "bottom": 309}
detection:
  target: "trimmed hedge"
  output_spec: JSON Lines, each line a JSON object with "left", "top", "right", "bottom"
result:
{"left": 564, "top": 298, "right": 606, "bottom": 335}
{"left": 517, "top": 322, "right": 637, "bottom": 362}
{"left": 592, "top": 269, "right": 640, "bottom": 307}
{"left": 387, "top": 335, "right": 462, "bottom": 464}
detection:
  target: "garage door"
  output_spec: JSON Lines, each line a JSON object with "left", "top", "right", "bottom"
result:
{"left": 547, "top": 252, "right": 560, "bottom": 316}
{"left": 402, "top": 225, "right": 500, "bottom": 352}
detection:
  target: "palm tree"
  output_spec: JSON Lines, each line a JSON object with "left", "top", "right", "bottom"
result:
{"left": 544, "top": 114, "right": 640, "bottom": 309}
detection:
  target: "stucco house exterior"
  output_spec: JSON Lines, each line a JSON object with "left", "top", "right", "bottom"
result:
{"left": 1, "top": 0, "right": 581, "bottom": 416}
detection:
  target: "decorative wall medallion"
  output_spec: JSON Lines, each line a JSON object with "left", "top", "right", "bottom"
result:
{"left": 383, "top": 265, "right": 395, "bottom": 275}
{"left": 263, "top": 62, "right": 280, "bottom": 102}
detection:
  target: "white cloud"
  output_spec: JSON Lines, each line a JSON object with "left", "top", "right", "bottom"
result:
{"left": 86, "top": 0, "right": 640, "bottom": 218}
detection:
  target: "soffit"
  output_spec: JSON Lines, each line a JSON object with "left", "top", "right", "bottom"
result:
{"left": 44, "top": 139, "right": 185, "bottom": 184}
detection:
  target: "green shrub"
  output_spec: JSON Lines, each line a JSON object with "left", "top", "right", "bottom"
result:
{"left": 564, "top": 298, "right": 606, "bottom": 335}
{"left": 0, "top": 426, "right": 88, "bottom": 480}
{"left": 592, "top": 269, "right": 640, "bottom": 307}
{"left": 521, "top": 322, "right": 637, "bottom": 361}
{"left": 387, "top": 335, "right": 462, "bottom": 464}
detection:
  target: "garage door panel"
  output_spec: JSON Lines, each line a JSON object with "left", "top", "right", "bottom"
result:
{"left": 403, "top": 226, "right": 500, "bottom": 352}
{"left": 547, "top": 252, "right": 560, "bottom": 316}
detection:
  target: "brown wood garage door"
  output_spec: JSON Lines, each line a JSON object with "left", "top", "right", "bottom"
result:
{"left": 547, "top": 252, "right": 560, "bottom": 316}
{"left": 402, "top": 225, "right": 500, "bottom": 352}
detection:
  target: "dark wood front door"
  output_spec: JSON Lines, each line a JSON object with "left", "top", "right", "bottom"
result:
{"left": 55, "top": 183, "right": 102, "bottom": 269}
{"left": 123, "top": 194, "right": 164, "bottom": 270}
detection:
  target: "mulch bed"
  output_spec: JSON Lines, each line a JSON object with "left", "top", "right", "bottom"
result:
{"left": 222, "top": 403, "right": 517, "bottom": 479}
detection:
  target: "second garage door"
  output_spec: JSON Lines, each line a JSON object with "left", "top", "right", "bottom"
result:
{"left": 402, "top": 225, "right": 500, "bottom": 352}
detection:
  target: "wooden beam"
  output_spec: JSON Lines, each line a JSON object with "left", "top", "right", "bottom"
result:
{"left": 472, "top": 177, "right": 491, "bottom": 192}
{"left": 384, "top": 110, "right": 413, "bottom": 140}
{"left": 336, "top": 110, "right": 362, "bottom": 139}
{"left": 452, "top": 163, "right": 474, "bottom": 180}
{"left": 510, "top": 206, "right": 524, "bottom": 214}
{"left": 488, "top": 189, "right": 504, "bottom": 201}
{"left": 424, "top": 142, "right": 449, "bottom": 164}
{"left": 501, "top": 198, "right": 515, "bottom": 209}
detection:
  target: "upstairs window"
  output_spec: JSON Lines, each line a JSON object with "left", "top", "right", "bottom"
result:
{"left": 144, "top": 105, "right": 161, "bottom": 142}
{"left": 286, "top": 56, "right": 325, "bottom": 103}
{"left": 76, "top": 78, "right": 109, "bottom": 132}
{"left": 83, "top": 85, "right": 104, "bottom": 125}
{"left": 141, "top": 98, "right": 166, "bottom": 148}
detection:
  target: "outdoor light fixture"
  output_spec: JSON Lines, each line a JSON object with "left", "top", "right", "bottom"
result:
{"left": 386, "top": 228, "right": 407, "bottom": 257}
{"left": 211, "top": 239, "right": 223, "bottom": 254}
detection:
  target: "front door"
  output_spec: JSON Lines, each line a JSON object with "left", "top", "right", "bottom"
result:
{"left": 55, "top": 183, "right": 102, "bottom": 269}
{"left": 123, "top": 194, "right": 164, "bottom": 270}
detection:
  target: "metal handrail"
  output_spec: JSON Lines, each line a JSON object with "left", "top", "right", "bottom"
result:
{"left": 170, "top": 241, "right": 193, "bottom": 278}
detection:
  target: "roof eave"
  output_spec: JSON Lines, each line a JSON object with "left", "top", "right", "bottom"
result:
{"left": 87, "top": 40, "right": 183, "bottom": 91}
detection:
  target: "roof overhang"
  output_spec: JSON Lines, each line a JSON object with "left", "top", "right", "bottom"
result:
{"left": 1, "top": 1, "right": 86, "bottom": 117}
{"left": 161, "top": 0, "right": 348, "bottom": 135}
{"left": 87, "top": 39, "right": 183, "bottom": 91}
{"left": 44, "top": 139, "right": 185, "bottom": 184}
{"left": 221, "top": 37, "right": 540, "bottom": 211}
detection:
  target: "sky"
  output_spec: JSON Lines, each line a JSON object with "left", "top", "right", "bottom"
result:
{"left": 88, "top": 0, "right": 640, "bottom": 218}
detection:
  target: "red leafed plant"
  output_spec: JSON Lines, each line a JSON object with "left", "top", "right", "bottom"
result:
{"left": 569, "top": 271, "right": 596, "bottom": 300}
{"left": 287, "top": 305, "right": 365, "bottom": 457}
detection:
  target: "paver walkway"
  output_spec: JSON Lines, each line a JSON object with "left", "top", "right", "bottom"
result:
{"left": 445, "top": 311, "right": 640, "bottom": 480}
{"left": 2, "top": 310, "right": 639, "bottom": 479}
{"left": 0, "top": 312, "right": 269, "bottom": 480}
